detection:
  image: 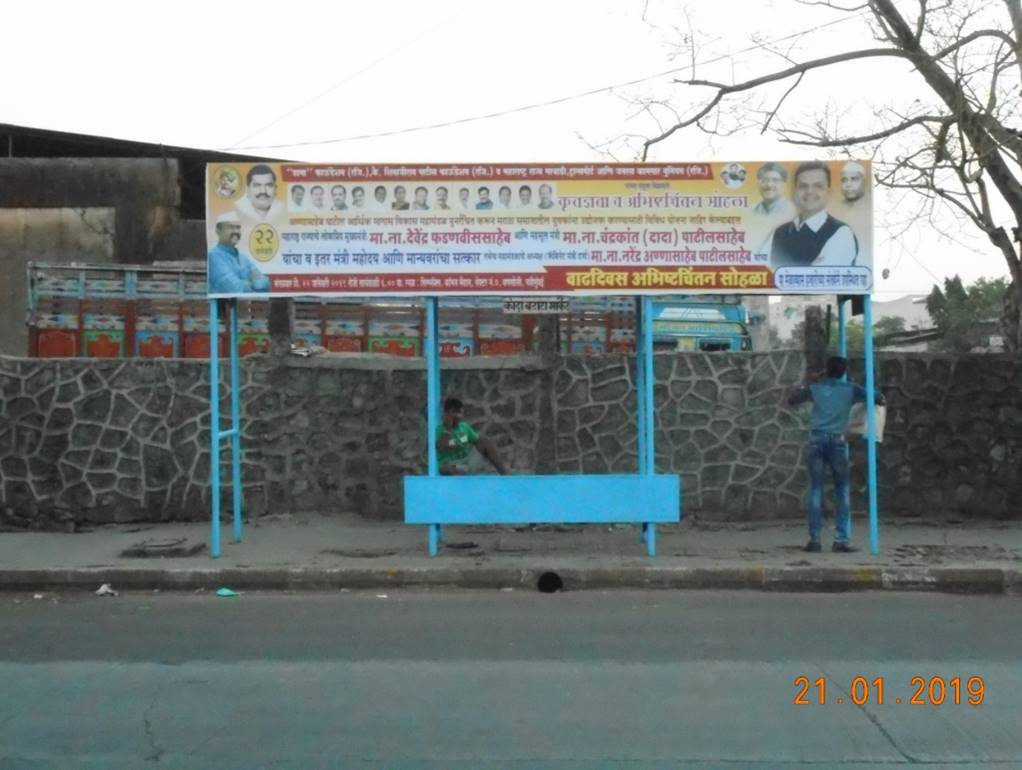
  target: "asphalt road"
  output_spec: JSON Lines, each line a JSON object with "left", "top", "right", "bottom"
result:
{"left": 0, "top": 590, "right": 1019, "bottom": 769}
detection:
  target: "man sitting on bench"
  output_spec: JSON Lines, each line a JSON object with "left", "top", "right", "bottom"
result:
{"left": 436, "top": 397, "right": 510, "bottom": 476}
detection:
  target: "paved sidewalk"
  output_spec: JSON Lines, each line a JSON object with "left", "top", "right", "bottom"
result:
{"left": 2, "top": 513, "right": 1021, "bottom": 593}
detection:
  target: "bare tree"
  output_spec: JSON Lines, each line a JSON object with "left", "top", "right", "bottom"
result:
{"left": 638, "top": 0, "right": 1022, "bottom": 350}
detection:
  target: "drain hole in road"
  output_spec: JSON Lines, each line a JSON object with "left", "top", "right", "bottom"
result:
{"left": 537, "top": 572, "right": 563, "bottom": 593}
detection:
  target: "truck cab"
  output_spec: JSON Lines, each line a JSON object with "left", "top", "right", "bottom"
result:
{"left": 651, "top": 296, "right": 752, "bottom": 352}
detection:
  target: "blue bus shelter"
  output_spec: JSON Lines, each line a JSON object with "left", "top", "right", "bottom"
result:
{"left": 207, "top": 293, "right": 882, "bottom": 559}
{"left": 405, "top": 295, "right": 679, "bottom": 556}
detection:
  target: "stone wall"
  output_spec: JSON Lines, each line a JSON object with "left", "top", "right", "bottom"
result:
{"left": 864, "top": 355, "right": 1022, "bottom": 517}
{"left": 1, "top": 352, "right": 1019, "bottom": 527}
{"left": 0, "top": 355, "right": 552, "bottom": 527}
{"left": 553, "top": 352, "right": 808, "bottom": 517}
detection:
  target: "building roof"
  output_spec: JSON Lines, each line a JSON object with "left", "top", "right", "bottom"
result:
{"left": 0, "top": 122, "right": 283, "bottom": 163}
{"left": 0, "top": 122, "right": 287, "bottom": 219}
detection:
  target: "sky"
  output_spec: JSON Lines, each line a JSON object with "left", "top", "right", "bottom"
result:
{"left": 3, "top": 0, "right": 1013, "bottom": 300}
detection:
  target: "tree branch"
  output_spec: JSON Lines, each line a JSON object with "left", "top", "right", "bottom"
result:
{"left": 930, "top": 27, "right": 1019, "bottom": 60}
{"left": 777, "top": 114, "right": 951, "bottom": 146}
{"left": 644, "top": 48, "right": 911, "bottom": 157}
{"left": 870, "top": 2, "right": 899, "bottom": 45}
{"left": 986, "top": 42, "right": 1012, "bottom": 113}
{"left": 914, "top": 0, "right": 927, "bottom": 44}
{"left": 1003, "top": 0, "right": 1022, "bottom": 54}
{"left": 676, "top": 48, "right": 909, "bottom": 93}
{"left": 870, "top": 0, "right": 1022, "bottom": 222}
{"left": 975, "top": 175, "right": 995, "bottom": 225}
{"left": 641, "top": 92, "right": 724, "bottom": 160}
{"left": 921, "top": 181, "right": 986, "bottom": 230}
{"left": 796, "top": 0, "right": 870, "bottom": 9}
{"left": 761, "top": 72, "right": 804, "bottom": 134}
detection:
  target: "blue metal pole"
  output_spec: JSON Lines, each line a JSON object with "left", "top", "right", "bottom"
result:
{"left": 432, "top": 304, "right": 442, "bottom": 554}
{"left": 636, "top": 298, "right": 648, "bottom": 476}
{"left": 209, "top": 299, "right": 221, "bottom": 559}
{"left": 863, "top": 295, "right": 880, "bottom": 555}
{"left": 837, "top": 298, "right": 850, "bottom": 538}
{"left": 837, "top": 300, "right": 848, "bottom": 361}
{"left": 642, "top": 296, "right": 655, "bottom": 474}
{"left": 636, "top": 298, "right": 647, "bottom": 546}
{"left": 229, "top": 300, "right": 243, "bottom": 543}
{"left": 425, "top": 297, "right": 441, "bottom": 556}
{"left": 426, "top": 297, "right": 440, "bottom": 477}
{"left": 642, "top": 296, "right": 657, "bottom": 556}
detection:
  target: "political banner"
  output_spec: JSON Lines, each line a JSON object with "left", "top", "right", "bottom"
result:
{"left": 206, "top": 160, "right": 872, "bottom": 298}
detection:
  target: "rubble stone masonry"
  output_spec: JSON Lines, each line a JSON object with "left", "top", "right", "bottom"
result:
{"left": 1, "top": 352, "right": 1019, "bottom": 528}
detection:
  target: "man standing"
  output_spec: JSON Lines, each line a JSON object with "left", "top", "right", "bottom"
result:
{"left": 234, "top": 164, "right": 285, "bottom": 223}
{"left": 391, "top": 185, "right": 410, "bottom": 210}
{"left": 309, "top": 185, "right": 326, "bottom": 211}
{"left": 840, "top": 161, "right": 867, "bottom": 205}
{"left": 748, "top": 162, "right": 796, "bottom": 248}
{"left": 751, "top": 163, "right": 795, "bottom": 219}
{"left": 436, "top": 397, "right": 509, "bottom": 476}
{"left": 330, "top": 185, "right": 348, "bottom": 211}
{"left": 475, "top": 187, "right": 494, "bottom": 210}
{"left": 412, "top": 186, "right": 430, "bottom": 210}
{"left": 834, "top": 160, "right": 870, "bottom": 240}
{"left": 761, "top": 161, "right": 858, "bottom": 269}
{"left": 787, "top": 356, "right": 884, "bottom": 553}
{"left": 538, "top": 184, "right": 555, "bottom": 210}
{"left": 208, "top": 211, "right": 271, "bottom": 294}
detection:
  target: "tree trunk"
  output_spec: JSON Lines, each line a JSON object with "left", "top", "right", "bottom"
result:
{"left": 268, "top": 298, "right": 292, "bottom": 357}
{"left": 1003, "top": 279, "right": 1022, "bottom": 352}
{"left": 533, "top": 314, "right": 559, "bottom": 355}
{"left": 803, "top": 305, "right": 828, "bottom": 374}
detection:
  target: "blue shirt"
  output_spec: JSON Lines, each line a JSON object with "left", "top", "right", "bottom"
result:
{"left": 789, "top": 378, "right": 881, "bottom": 434}
{"left": 208, "top": 243, "right": 271, "bottom": 294}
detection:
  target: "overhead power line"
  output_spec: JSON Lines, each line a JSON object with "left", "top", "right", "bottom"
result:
{"left": 226, "top": 13, "right": 864, "bottom": 151}
{"left": 226, "top": 2, "right": 471, "bottom": 150}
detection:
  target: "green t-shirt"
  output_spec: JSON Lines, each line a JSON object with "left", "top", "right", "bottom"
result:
{"left": 436, "top": 421, "right": 479, "bottom": 465}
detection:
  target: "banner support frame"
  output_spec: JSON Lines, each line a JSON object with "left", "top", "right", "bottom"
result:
{"left": 209, "top": 298, "right": 244, "bottom": 559}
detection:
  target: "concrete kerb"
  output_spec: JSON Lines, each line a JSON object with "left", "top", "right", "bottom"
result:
{"left": 1003, "top": 569, "right": 1022, "bottom": 596}
{"left": 1, "top": 565, "right": 1020, "bottom": 593}
{"left": 559, "top": 566, "right": 769, "bottom": 590}
{"left": 764, "top": 566, "right": 884, "bottom": 592}
{"left": 879, "top": 567, "right": 1007, "bottom": 594}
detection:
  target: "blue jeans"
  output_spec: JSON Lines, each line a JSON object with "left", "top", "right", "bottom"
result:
{"left": 807, "top": 432, "right": 850, "bottom": 545}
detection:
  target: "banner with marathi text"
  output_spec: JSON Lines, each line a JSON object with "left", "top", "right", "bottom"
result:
{"left": 205, "top": 160, "right": 872, "bottom": 298}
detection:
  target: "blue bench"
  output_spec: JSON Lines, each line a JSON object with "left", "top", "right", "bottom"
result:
{"left": 405, "top": 473, "right": 681, "bottom": 556}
